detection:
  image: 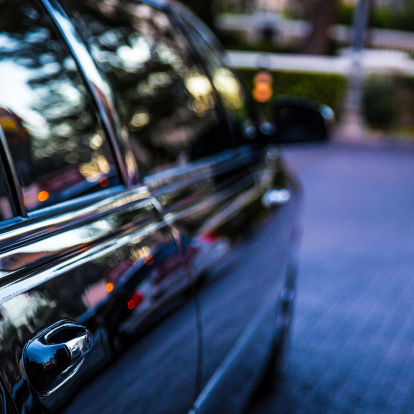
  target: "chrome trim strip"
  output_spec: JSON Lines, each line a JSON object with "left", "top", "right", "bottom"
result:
{"left": 41, "top": 0, "right": 128, "bottom": 185}
{"left": 0, "top": 125, "right": 27, "bottom": 218}
{"left": 144, "top": 150, "right": 248, "bottom": 192}
{"left": 0, "top": 220, "right": 165, "bottom": 303}
{"left": 162, "top": 174, "right": 256, "bottom": 225}
{"left": 198, "top": 183, "right": 266, "bottom": 234}
{"left": 0, "top": 187, "right": 151, "bottom": 251}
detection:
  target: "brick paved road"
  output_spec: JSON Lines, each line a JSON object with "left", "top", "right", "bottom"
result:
{"left": 248, "top": 143, "right": 414, "bottom": 414}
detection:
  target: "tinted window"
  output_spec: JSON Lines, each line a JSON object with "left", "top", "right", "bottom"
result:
{"left": 61, "top": 0, "right": 231, "bottom": 175}
{"left": 175, "top": 9, "right": 261, "bottom": 140}
{"left": 0, "top": 134, "right": 16, "bottom": 221}
{"left": 0, "top": 0, "right": 119, "bottom": 212}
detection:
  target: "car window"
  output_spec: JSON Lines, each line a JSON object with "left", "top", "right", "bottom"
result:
{"left": 0, "top": 0, "right": 120, "bottom": 212}
{"left": 0, "top": 136, "right": 17, "bottom": 221}
{"left": 60, "top": 0, "right": 232, "bottom": 176}
{"left": 173, "top": 8, "right": 262, "bottom": 140}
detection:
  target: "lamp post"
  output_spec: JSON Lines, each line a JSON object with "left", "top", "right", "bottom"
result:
{"left": 353, "top": 0, "right": 371, "bottom": 53}
{"left": 348, "top": 0, "right": 371, "bottom": 136}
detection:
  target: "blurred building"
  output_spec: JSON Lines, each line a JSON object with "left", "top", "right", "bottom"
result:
{"left": 343, "top": 0, "right": 402, "bottom": 5}
{"left": 255, "top": 0, "right": 404, "bottom": 12}
{"left": 256, "top": 0, "right": 288, "bottom": 12}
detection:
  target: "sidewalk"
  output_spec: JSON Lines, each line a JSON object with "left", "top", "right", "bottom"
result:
{"left": 248, "top": 143, "right": 414, "bottom": 414}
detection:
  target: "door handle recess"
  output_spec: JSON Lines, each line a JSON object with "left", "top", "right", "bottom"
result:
{"left": 22, "top": 321, "right": 93, "bottom": 396}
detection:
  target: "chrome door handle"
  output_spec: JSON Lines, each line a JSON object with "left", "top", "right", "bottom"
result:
{"left": 22, "top": 321, "right": 93, "bottom": 396}
{"left": 262, "top": 188, "right": 291, "bottom": 207}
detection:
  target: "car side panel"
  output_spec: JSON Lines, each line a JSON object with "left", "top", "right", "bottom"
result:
{"left": 0, "top": 188, "right": 198, "bottom": 413}
{"left": 166, "top": 6, "right": 300, "bottom": 405}
{"left": 193, "top": 176, "right": 299, "bottom": 413}
{"left": 166, "top": 147, "right": 298, "bottom": 383}
{"left": 0, "top": 376, "right": 15, "bottom": 414}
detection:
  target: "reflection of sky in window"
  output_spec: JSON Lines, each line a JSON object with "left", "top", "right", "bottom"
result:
{"left": 26, "top": 28, "right": 49, "bottom": 44}
{"left": 158, "top": 44, "right": 182, "bottom": 70}
{"left": 0, "top": 33, "right": 19, "bottom": 49}
{"left": 99, "top": 29, "right": 122, "bottom": 48}
{"left": 53, "top": 8, "right": 113, "bottom": 99}
{"left": 40, "top": 61, "right": 60, "bottom": 76}
{"left": 117, "top": 36, "right": 151, "bottom": 71}
{"left": 0, "top": 30, "right": 84, "bottom": 140}
{"left": 0, "top": 60, "right": 50, "bottom": 138}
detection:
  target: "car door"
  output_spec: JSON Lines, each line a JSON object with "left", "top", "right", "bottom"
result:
{"left": 53, "top": 1, "right": 299, "bottom": 412}
{"left": 0, "top": 1, "right": 198, "bottom": 413}
{"left": 55, "top": 0, "right": 271, "bottom": 405}
{"left": 169, "top": 6, "right": 301, "bottom": 412}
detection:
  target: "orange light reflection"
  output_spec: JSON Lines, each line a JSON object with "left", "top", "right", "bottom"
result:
{"left": 38, "top": 191, "right": 49, "bottom": 202}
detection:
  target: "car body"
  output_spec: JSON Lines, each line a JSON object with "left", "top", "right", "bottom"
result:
{"left": 0, "top": 1, "right": 330, "bottom": 413}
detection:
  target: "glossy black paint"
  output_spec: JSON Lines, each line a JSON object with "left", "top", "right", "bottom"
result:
{"left": 22, "top": 321, "right": 93, "bottom": 396}
{"left": 0, "top": 1, "right": 325, "bottom": 413}
{"left": 273, "top": 96, "right": 334, "bottom": 143}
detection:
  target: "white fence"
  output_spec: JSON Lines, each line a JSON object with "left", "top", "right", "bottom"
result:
{"left": 225, "top": 50, "right": 414, "bottom": 76}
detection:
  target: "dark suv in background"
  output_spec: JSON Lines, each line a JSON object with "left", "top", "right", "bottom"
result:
{"left": 0, "top": 1, "right": 331, "bottom": 413}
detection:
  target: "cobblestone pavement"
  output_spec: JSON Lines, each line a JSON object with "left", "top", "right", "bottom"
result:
{"left": 248, "top": 143, "right": 414, "bottom": 414}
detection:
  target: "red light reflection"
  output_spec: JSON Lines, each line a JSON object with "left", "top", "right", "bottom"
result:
{"left": 99, "top": 176, "right": 109, "bottom": 188}
{"left": 127, "top": 291, "right": 144, "bottom": 310}
{"left": 145, "top": 255, "right": 154, "bottom": 266}
{"left": 199, "top": 230, "right": 221, "bottom": 244}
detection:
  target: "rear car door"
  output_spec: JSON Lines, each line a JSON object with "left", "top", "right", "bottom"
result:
{"left": 0, "top": 1, "right": 198, "bottom": 413}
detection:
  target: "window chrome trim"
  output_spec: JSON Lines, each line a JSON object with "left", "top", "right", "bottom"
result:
{"left": 40, "top": 0, "right": 128, "bottom": 187}
{"left": 0, "top": 125, "right": 27, "bottom": 218}
{"left": 0, "top": 186, "right": 152, "bottom": 252}
{"left": 0, "top": 209, "right": 165, "bottom": 304}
